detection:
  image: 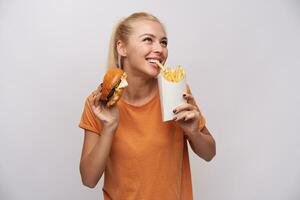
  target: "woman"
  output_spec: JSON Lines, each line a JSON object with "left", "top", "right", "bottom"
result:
{"left": 79, "top": 12, "right": 216, "bottom": 200}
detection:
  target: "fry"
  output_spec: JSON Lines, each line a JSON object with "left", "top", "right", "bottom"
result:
{"left": 155, "top": 61, "right": 185, "bottom": 82}
{"left": 162, "top": 65, "right": 185, "bottom": 83}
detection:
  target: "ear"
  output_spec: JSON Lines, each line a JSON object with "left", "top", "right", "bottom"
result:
{"left": 116, "top": 40, "right": 127, "bottom": 57}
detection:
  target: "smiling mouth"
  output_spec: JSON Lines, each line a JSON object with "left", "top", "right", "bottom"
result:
{"left": 147, "top": 59, "right": 163, "bottom": 65}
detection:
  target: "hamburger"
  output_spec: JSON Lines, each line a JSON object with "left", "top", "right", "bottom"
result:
{"left": 100, "top": 67, "right": 128, "bottom": 107}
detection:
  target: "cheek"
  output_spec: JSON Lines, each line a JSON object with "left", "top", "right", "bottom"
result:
{"left": 126, "top": 47, "right": 147, "bottom": 64}
{"left": 162, "top": 48, "right": 168, "bottom": 60}
{"left": 130, "top": 44, "right": 147, "bottom": 56}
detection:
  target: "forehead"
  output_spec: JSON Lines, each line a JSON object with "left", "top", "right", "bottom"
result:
{"left": 130, "top": 20, "right": 166, "bottom": 38}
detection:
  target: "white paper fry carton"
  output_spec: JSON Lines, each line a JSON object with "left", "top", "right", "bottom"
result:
{"left": 158, "top": 74, "right": 187, "bottom": 121}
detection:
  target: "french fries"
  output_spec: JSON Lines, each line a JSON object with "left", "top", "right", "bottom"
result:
{"left": 162, "top": 65, "right": 185, "bottom": 83}
{"left": 155, "top": 60, "right": 186, "bottom": 83}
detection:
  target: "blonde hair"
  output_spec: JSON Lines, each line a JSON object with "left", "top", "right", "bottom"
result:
{"left": 106, "top": 12, "right": 166, "bottom": 69}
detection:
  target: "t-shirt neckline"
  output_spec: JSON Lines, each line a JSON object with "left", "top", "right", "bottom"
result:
{"left": 119, "top": 89, "right": 159, "bottom": 109}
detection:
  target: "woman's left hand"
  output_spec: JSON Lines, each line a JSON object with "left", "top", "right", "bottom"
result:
{"left": 173, "top": 93, "right": 202, "bottom": 136}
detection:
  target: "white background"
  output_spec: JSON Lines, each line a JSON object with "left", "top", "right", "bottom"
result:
{"left": 1, "top": 0, "right": 300, "bottom": 199}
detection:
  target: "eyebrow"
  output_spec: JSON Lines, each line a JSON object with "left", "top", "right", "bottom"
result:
{"left": 139, "top": 33, "right": 168, "bottom": 40}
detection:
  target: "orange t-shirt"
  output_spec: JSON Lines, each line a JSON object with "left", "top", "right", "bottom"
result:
{"left": 79, "top": 87, "right": 206, "bottom": 200}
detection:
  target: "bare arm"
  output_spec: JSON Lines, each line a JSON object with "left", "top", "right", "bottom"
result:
{"left": 174, "top": 93, "right": 216, "bottom": 161}
{"left": 186, "top": 126, "right": 216, "bottom": 161}
{"left": 79, "top": 88, "right": 119, "bottom": 188}
{"left": 79, "top": 127, "right": 115, "bottom": 188}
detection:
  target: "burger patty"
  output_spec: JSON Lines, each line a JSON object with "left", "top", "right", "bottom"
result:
{"left": 106, "top": 79, "right": 121, "bottom": 101}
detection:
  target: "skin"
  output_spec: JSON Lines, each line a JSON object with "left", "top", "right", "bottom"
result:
{"left": 79, "top": 20, "right": 216, "bottom": 188}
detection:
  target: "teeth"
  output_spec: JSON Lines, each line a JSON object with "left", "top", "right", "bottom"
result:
{"left": 148, "top": 59, "right": 160, "bottom": 64}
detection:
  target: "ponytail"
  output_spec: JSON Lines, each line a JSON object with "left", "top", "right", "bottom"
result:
{"left": 106, "top": 19, "right": 122, "bottom": 69}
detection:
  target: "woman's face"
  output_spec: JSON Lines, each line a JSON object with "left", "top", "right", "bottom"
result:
{"left": 122, "top": 20, "right": 168, "bottom": 78}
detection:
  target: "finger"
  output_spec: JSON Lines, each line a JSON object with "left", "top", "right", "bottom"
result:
{"left": 183, "top": 93, "right": 193, "bottom": 100}
{"left": 91, "top": 104, "right": 97, "bottom": 113}
{"left": 97, "top": 102, "right": 105, "bottom": 113}
{"left": 173, "top": 103, "right": 197, "bottom": 114}
{"left": 92, "top": 94, "right": 98, "bottom": 107}
{"left": 183, "top": 111, "right": 198, "bottom": 121}
{"left": 92, "top": 89, "right": 99, "bottom": 98}
{"left": 97, "top": 83, "right": 103, "bottom": 92}
{"left": 174, "top": 110, "right": 190, "bottom": 121}
{"left": 93, "top": 92, "right": 102, "bottom": 107}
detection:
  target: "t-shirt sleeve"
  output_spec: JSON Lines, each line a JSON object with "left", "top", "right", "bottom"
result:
{"left": 186, "top": 84, "right": 206, "bottom": 130}
{"left": 78, "top": 94, "right": 102, "bottom": 135}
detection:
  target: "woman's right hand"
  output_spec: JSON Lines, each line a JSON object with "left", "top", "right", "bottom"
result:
{"left": 90, "top": 84, "right": 120, "bottom": 133}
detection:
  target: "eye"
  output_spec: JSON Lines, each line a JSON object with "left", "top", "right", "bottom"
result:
{"left": 161, "top": 39, "right": 168, "bottom": 47}
{"left": 143, "top": 37, "right": 153, "bottom": 43}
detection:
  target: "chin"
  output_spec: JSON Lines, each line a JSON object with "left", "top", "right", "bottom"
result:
{"left": 138, "top": 63, "right": 160, "bottom": 78}
{"left": 148, "top": 69, "right": 160, "bottom": 78}
{"left": 147, "top": 65, "right": 160, "bottom": 76}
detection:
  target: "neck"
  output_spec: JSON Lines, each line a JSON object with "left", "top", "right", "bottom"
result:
{"left": 122, "top": 75, "right": 158, "bottom": 105}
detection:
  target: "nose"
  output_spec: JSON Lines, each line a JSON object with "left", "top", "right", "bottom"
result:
{"left": 153, "top": 41, "right": 163, "bottom": 53}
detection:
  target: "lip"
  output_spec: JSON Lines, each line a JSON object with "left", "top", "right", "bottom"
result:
{"left": 148, "top": 61, "right": 159, "bottom": 69}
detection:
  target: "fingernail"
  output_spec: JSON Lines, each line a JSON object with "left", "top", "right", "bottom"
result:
{"left": 173, "top": 117, "right": 177, "bottom": 121}
{"left": 183, "top": 94, "right": 186, "bottom": 97}
{"left": 173, "top": 109, "right": 177, "bottom": 113}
